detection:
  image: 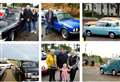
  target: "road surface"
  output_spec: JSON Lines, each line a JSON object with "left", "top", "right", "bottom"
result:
{"left": 42, "top": 70, "right": 80, "bottom": 81}
{"left": 83, "top": 66, "right": 120, "bottom": 81}
{"left": 84, "top": 35, "right": 120, "bottom": 41}
{"left": 2, "top": 69, "right": 17, "bottom": 81}
{"left": 15, "top": 31, "right": 39, "bottom": 41}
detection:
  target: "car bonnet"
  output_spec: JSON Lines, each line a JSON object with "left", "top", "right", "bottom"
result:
{"left": 60, "top": 18, "right": 80, "bottom": 28}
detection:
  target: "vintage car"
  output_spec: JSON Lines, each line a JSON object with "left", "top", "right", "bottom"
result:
{"left": 0, "top": 61, "right": 12, "bottom": 69}
{"left": 0, "top": 9, "right": 24, "bottom": 41}
{"left": 100, "top": 58, "right": 120, "bottom": 76}
{"left": 14, "top": 60, "right": 39, "bottom": 81}
{"left": 0, "top": 67, "right": 6, "bottom": 80}
{"left": 84, "top": 18, "right": 120, "bottom": 38}
{"left": 42, "top": 10, "right": 80, "bottom": 39}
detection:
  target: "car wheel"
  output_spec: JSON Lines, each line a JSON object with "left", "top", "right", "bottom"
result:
{"left": 86, "top": 30, "right": 91, "bottom": 37}
{"left": 61, "top": 29, "right": 69, "bottom": 39}
{"left": 109, "top": 32, "right": 115, "bottom": 39}
{"left": 112, "top": 70, "right": 117, "bottom": 76}
{"left": 100, "top": 69, "right": 104, "bottom": 74}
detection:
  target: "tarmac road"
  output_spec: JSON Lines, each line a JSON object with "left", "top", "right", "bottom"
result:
{"left": 83, "top": 66, "right": 120, "bottom": 81}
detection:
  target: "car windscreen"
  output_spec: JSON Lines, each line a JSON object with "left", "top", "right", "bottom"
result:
{"left": 5, "top": 12, "right": 19, "bottom": 21}
{"left": 22, "top": 61, "right": 37, "bottom": 68}
{"left": 56, "top": 13, "right": 73, "bottom": 21}
{"left": 107, "top": 59, "right": 116, "bottom": 65}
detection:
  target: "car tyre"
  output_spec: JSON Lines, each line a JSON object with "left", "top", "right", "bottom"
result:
{"left": 86, "top": 30, "right": 91, "bottom": 37}
{"left": 109, "top": 32, "right": 115, "bottom": 39}
{"left": 61, "top": 29, "right": 69, "bottom": 39}
{"left": 112, "top": 70, "right": 117, "bottom": 76}
{"left": 100, "top": 68, "right": 104, "bottom": 75}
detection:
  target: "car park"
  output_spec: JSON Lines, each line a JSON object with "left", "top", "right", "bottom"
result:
{"left": 0, "top": 8, "right": 24, "bottom": 41}
{"left": 84, "top": 18, "right": 120, "bottom": 39}
{"left": 100, "top": 58, "right": 120, "bottom": 76}
{"left": 14, "top": 60, "right": 39, "bottom": 81}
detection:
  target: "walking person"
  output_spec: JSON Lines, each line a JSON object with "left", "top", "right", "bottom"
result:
{"left": 23, "top": 5, "right": 33, "bottom": 32}
{"left": 68, "top": 51, "right": 79, "bottom": 82}
{"left": 32, "top": 8, "right": 39, "bottom": 34}
{"left": 57, "top": 48, "right": 68, "bottom": 81}
{"left": 46, "top": 49, "right": 57, "bottom": 82}
{"left": 45, "top": 8, "right": 54, "bottom": 35}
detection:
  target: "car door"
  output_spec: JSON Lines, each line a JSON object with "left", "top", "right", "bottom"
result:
{"left": 93, "top": 22, "right": 110, "bottom": 35}
{"left": 53, "top": 14, "right": 62, "bottom": 32}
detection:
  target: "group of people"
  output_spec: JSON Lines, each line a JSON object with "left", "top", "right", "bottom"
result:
{"left": 46, "top": 48, "right": 79, "bottom": 82}
{"left": 20, "top": 5, "right": 39, "bottom": 33}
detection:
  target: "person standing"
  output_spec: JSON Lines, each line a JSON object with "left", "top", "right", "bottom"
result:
{"left": 45, "top": 8, "right": 54, "bottom": 35}
{"left": 68, "top": 51, "right": 79, "bottom": 82}
{"left": 32, "top": 8, "right": 39, "bottom": 34}
{"left": 20, "top": 7, "right": 25, "bottom": 30}
{"left": 23, "top": 5, "right": 33, "bottom": 32}
{"left": 57, "top": 48, "right": 68, "bottom": 81}
{"left": 46, "top": 49, "right": 57, "bottom": 81}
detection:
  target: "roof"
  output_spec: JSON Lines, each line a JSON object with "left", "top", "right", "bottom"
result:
{"left": 98, "top": 17, "right": 120, "bottom": 23}
{"left": 85, "top": 21, "right": 96, "bottom": 25}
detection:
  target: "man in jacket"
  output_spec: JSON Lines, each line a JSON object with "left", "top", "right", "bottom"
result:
{"left": 68, "top": 51, "right": 79, "bottom": 82}
{"left": 23, "top": 5, "right": 33, "bottom": 32}
{"left": 45, "top": 8, "right": 54, "bottom": 35}
{"left": 57, "top": 48, "right": 68, "bottom": 81}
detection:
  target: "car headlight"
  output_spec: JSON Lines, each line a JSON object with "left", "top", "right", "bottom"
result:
{"left": 73, "top": 28, "right": 78, "bottom": 32}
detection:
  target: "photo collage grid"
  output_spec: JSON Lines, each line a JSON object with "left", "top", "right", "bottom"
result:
{"left": 0, "top": 0, "right": 120, "bottom": 82}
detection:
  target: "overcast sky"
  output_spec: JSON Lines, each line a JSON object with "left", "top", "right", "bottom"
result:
{"left": 0, "top": 44, "right": 38, "bottom": 61}
{"left": 83, "top": 42, "right": 120, "bottom": 58}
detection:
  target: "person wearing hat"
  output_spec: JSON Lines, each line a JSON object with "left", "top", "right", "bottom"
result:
{"left": 46, "top": 49, "right": 57, "bottom": 81}
{"left": 67, "top": 50, "right": 80, "bottom": 82}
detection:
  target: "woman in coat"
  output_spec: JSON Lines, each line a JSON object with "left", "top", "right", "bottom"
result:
{"left": 46, "top": 49, "right": 57, "bottom": 81}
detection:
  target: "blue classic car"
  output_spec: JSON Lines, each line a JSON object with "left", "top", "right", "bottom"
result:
{"left": 42, "top": 10, "right": 80, "bottom": 39}
{"left": 100, "top": 58, "right": 120, "bottom": 76}
{"left": 84, "top": 18, "right": 120, "bottom": 39}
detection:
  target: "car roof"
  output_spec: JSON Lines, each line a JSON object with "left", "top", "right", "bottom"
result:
{"left": 98, "top": 17, "right": 120, "bottom": 23}
{"left": 85, "top": 21, "right": 96, "bottom": 25}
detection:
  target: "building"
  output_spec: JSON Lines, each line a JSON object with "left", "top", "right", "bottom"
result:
{"left": 83, "top": 3, "right": 120, "bottom": 17}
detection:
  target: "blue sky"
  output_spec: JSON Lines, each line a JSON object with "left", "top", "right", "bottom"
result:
{"left": 0, "top": 44, "right": 39, "bottom": 61}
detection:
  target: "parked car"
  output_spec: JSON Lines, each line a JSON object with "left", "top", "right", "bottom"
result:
{"left": 41, "top": 53, "right": 48, "bottom": 75}
{"left": 0, "top": 9, "right": 24, "bottom": 41}
{"left": 42, "top": 10, "right": 80, "bottom": 39}
{"left": 0, "top": 67, "right": 6, "bottom": 80}
{"left": 84, "top": 19, "right": 120, "bottom": 38}
{"left": 100, "top": 58, "right": 120, "bottom": 76}
{"left": 14, "top": 60, "right": 39, "bottom": 81}
{"left": 0, "top": 61, "right": 12, "bottom": 69}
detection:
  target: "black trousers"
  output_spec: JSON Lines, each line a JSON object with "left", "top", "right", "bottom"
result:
{"left": 48, "top": 69, "right": 56, "bottom": 81}
{"left": 70, "top": 69, "right": 77, "bottom": 82}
